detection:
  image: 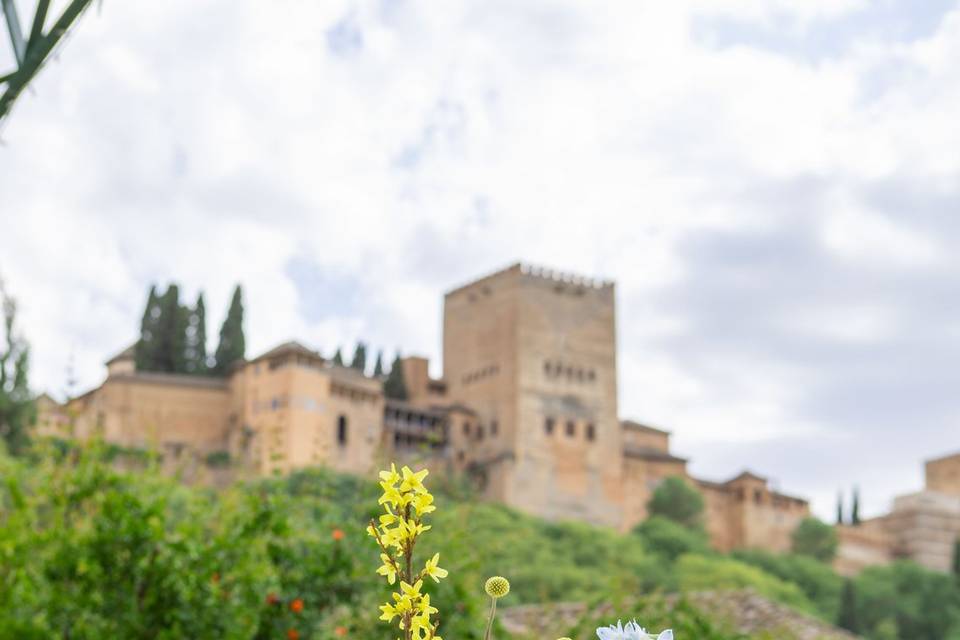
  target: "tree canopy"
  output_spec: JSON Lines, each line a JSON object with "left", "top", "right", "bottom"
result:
{"left": 791, "top": 517, "right": 838, "bottom": 563}
{"left": 0, "top": 277, "right": 34, "bottom": 454}
{"left": 647, "top": 477, "right": 705, "bottom": 530}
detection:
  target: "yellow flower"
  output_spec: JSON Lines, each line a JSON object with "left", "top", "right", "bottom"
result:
{"left": 484, "top": 576, "right": 510, "bottom": 599}
{"left": 400, "top": 579, "right": 424, "bottom": 600}
{"left": 379, "top": 463, "right": 401, "bottom": 486}
{"left": 379, "top": 602, "right": 399, "bottom": 623}
{"left": 412, "top": 492, "right": 436, "bottom": 516}
{"left": 423, "top": 553, "right": 448, "bottom": 583}
{"left": 377, "top": 554, "right": 398, "bottom": 584}
{"left": 379, "top": 484, "right": 405, "bottom": 507}
{"left": 399, "top": 466, "right": 429, "bottom": 493}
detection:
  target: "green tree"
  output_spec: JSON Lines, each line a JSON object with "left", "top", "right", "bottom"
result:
{"left": 0, "top": 278, "right": 34, "bottom": 455}
{"left": 384, "top": 353, "right": 408, "bottom": 400}
{"left": 332, "top": 348, "right": 344, "bottom": 366}
{"left": 952, "top": 537, "right": 960, "bottom": 583}
{"left": 647, "top": 477, "right": 705, "bottom": 529}
{"left": 791, "top": 517, "right": 838, "bottom": 563}
{"left": 633, "top": 515, "right": 709, "bottom": 561}
{"left": 350, "top": 342, "right": 367, "bottom": 373}
{"left": 836, "top": 490, "right": 844, "bottom": 525}
{"left": 851, "top": 486, "right": 860, "bottom": 526}
{"left": 134, "top": 285, "right": 163, "bottom": 372}
{"left": 837, "top": 578, "right": 858, "bottom": 632}
{"left": 156, "top": 284, "right": 188, "bottom": 373}
{"left": 184, "top": 293, "right": 208, "bottom": 375}
{"left": 855, "top": 562, "right": 960, "bottom": 640}
{"left": 212, "top": 285, "right": 245, "bottom": 376}
{"left": 373, "top": 350, "right": 385, "bottom": 377}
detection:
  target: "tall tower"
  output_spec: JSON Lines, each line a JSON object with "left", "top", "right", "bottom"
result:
{"left": 443, "top": 263, "right": 623, "bottom": 526}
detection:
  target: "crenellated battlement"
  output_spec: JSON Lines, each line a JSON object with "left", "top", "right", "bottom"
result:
{"left": 445, "top": 261, "right": 614, "bottom": 298}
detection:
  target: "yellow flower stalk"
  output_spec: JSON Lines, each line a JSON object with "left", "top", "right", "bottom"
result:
{"left": 370, "top": 464, "right": 446, "bottom": 640}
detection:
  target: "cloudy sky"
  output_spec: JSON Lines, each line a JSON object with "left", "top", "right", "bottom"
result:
{"left": 2, "top": 0, "right": 959, "bottom": 520}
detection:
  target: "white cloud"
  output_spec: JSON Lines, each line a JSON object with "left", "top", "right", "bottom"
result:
{"left": 1, "top": 0, "right": 959, "bottom": 517}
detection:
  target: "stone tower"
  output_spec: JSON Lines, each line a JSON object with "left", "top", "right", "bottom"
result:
{"left": 443, "top": 263, "right": 623, "bottom": 526}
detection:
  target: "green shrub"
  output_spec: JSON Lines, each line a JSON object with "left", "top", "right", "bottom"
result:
{"left": 675, "top": 554, "right": 815, "bottom": 614}
{"left": 635, "top": 515, "right": 712, "bottom": 561}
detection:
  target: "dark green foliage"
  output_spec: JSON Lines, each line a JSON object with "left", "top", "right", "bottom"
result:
{"left": 332, "top": 348, "right": 344, "bottom": 366}
{"left": 184, "top": 293, "right": 208, "bottom": 375}
{"left": 791, "top": 517, "right": 838, "bottom": 563}
{"left": 851, "top": 486, "right": 860, "bottom": 526}
{"left": 213, "top": 285, "right": 245, "bottom": 376}
{"left": 732, "top": 549, "right": 842, "bottom": 621}
{"left": 156, "top": 284, "right": 188, "bottom": 373}
{"left": 350, "top": 342, "right": 367, "bottom": 373}
{"left": 0, "top": 278, "right": 34, "bottom": 455}
{"left": 204, "top": 450, "right": 231, "bottom": 468}
{"left": 647, "top": 476, "right": 705, "bottom": 529}
{"left": 383, "top": 353, "right": 408, "bottom": 400}
{"left": 634, "top": 515, "right": 710, "bottom": 561}
{"left": 836, "top": 490, "right": 844, "bottom": 525}
{"left": 854, "top": 561, "right": 960, "bottom": 640}
{"left": 135, "top": 285, "right": 163, "bottom": 372}
{"left": 372, "top": 351, "right": 385, "bottom": 377}
{"left": 953, "top": 538, "right": 960, "bottom": 582}
{"left": 837, "top": 578, "right": 858, "bottom": 632}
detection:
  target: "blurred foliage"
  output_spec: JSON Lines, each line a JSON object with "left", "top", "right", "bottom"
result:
{"left": 647, "top": 477, "right": 705, "bottom": 530}
{"left": 3, "top": 440, "right": 960, "bottom": 639}
{"left": 790, "top": 517, "right": 838, "bottom": 563}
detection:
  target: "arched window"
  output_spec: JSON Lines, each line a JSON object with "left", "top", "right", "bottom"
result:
{"left": 586, "top": 423, "right": 596, "bottom": 441}
{"left": 566, "top": 420, "right": 576, "bottom": 437}
{"left": 337, "top": 414, "right": 348, "bottom": 446}
{"left": 545, "top": 417, "right": 555, "bottom": 435}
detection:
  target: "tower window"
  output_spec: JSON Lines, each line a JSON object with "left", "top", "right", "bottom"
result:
{"left": 545, "top": 417, "right": 555, "bottom": 435}
{"left": 337, "top": 415, "right": 348, "bottom": 446}
{"left": 586, "top": 423, "right": 596, "bottom": 441}
{"left": 477, "top": 425, "right": 485, "bottom": 441}
{"left": 566, "top": 420, "right": 576, "bottom": 437}
{"left": 463, "top": 422, "right": 471, "bottom": 436}
{"left": 490, "top": 420, "right": 498, "bottom": 436}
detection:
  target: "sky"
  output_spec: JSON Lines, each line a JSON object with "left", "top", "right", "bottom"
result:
{"left": 1, "top": 0, "right": 959, "bottom": 521}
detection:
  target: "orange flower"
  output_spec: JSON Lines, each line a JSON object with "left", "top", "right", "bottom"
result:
{"left": 266, "top": 593, "right": 279, "bottom": 605}
{"left": 290, "top": 598, "right": 304, "bottom": 613}
{"left": 287, "top": 629, "right": 299, "bottom": 640}
{"left": 332, "top": 528, "right": 345, "bottom": 541}
{"left": 335, "top": 626, "right": 347, "bottom": 636}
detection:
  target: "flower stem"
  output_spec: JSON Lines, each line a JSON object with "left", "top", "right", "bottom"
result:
{"left": 483, "top": 596, "right": 497, "bottom": 640}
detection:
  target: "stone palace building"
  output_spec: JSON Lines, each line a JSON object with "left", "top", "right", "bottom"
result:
{"left": 38, "top": 263, "right": 810, "bottom": 553}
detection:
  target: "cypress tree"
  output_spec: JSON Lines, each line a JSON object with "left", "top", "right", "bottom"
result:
{"left": 332, "top": 348, "right": 344, "bottom": 366}
{"left": 851, "top": 486, "right": 861, "bottom": 526}
{"left": 373, "top": 350, "right": 385, "bottom": 377}
{"left": 836, "top": 491, "right": 844, "bottom": 525}
{"left": 350, "top": 342, "right": 367, "bottom": 373}
{"left": 135, "top": 285, "right": 163, "bottom": 372}
{"left": 384, "top": 353, "right": 408, "bottom": 400}
{"left": 213, "top": 285, "right": 245, "bottom": 376}
{"left": 837, "top": 578, "right": 859, "bottom": 633}
{"left": 156, "top": 284, "right": 187, "bottom": 373}
{"left": 184, "top": 293, "right": 207, "bottom": 375}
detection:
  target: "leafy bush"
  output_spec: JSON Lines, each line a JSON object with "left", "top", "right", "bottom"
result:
{"left": 732, "top": 549, "right": 842, "bottom": 621}
{"left": 635, "top": 515, "right": 712, "bottom": 561}
{"left": 675, "top": 555, "right": 815, "bottom": 614}
{"left": 854, "top": 562, "right": 960, "bottom": 640}
{"left": 648, "top": 477, "right": 706, "bottom": 529}
{"left": 790, "top": 517, "right": 838, "bottom": 563}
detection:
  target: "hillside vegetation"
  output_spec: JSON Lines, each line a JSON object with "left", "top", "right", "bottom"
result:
{"left": 1, "top": 442, "right": 958, "bottom": 639}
